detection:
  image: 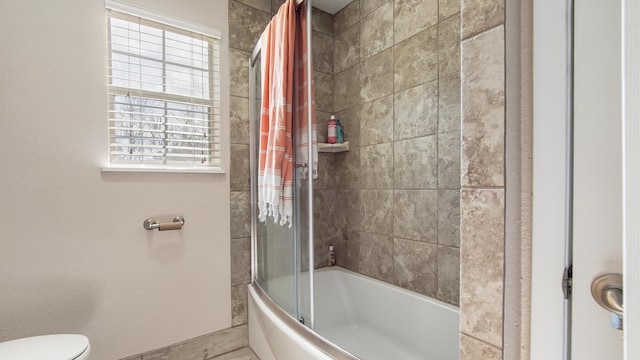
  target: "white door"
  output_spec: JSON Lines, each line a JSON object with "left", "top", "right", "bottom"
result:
{"left": 530, "top": 0, "right": 636, "bottom": 359}
{"left": 572, "top": 0, "right": 624, "bottom": 358}
{"left": 622, "top": 1, "right": 640, "bottom": 357}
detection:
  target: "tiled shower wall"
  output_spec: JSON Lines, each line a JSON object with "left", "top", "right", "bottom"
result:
{"left": 228, "top": 0, "right": 271, "bottom": 331}
{"left": 229, "top": 0, "right": 514, "bottom": 359}
{"left": 459, "top": 0, "right": 508, "bottom": 358}
{"left": 229, "top": 0, "right": 462, "bottom": 311}
{"left": 314, "top": 0, "right": 462, "bottom": 307}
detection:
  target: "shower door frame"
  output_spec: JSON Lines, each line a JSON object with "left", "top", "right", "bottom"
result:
{"left": 248, "top": 0, "right": 316, "bottom": 330}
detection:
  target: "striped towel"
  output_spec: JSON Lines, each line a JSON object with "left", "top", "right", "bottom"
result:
{"left": 258, "top": 0, "right": 317, "bottom": 227}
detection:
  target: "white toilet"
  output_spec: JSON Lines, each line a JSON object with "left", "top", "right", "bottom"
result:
{"left": 0, "top": 334, "right": 90, "bottom": 359}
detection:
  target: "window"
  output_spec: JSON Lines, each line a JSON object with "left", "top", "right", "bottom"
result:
{"left": 105, "top": 3, "right": 221, "bottom": 172}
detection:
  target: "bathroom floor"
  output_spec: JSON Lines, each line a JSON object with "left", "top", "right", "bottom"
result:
{"left": 212, "top": 347, "right": 259, "bottom": 360}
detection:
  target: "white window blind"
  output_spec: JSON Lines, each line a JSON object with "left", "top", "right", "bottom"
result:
{"left": 106, "top": 9, "right": 221, "bottom": 170}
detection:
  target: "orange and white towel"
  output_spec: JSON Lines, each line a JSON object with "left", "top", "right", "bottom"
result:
{"left": 258, "top": 0, "right": 317, "bottom": 227}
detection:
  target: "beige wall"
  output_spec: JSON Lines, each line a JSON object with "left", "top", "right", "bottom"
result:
{"left": 0, "top": 1, "right": 231, "bottom": 359}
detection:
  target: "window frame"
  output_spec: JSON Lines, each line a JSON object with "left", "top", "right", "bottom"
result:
{"left": 102, "top": 0, "right": 224, "bottom": 174}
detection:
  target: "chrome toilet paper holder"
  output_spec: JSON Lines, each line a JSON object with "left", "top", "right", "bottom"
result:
{"left": 143, "top": 216, "right": 185, "bottom": 231}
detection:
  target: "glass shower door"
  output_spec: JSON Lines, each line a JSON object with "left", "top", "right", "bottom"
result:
{"left": 249, "top": 46, "right": 312, "bottom": 325}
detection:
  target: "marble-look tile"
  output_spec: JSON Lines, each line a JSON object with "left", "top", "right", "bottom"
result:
{"left": 336, "top": 103, "right": 361, "bottom": 147}
{"left": 315, "top": 152, "right": 336, "bottom": 190}
{"left": 393, "top": 238, "right": 437, "bottom": 297}
{"left": 360, "top": 1, "right": 393, "bottom": 59}
{"left": 394, "top": 27, "right": 438, "bottom": 92}
{"left": 336, "top": 230, "right": 361, "bottom": 271}
{"left": 360, "top": 189, "right": 394, "bottom": 235}
{"left": 230, "top": 191, "right": 251, "bottom": 238}
{"left": 438, "top": 190, "right": 460, "bottom": 247}
{"left": 142, "top": 325, "right": 248, "bottom": 360}
{"left": 230, "top": 49, "right": 250, "bottom": 98}
{"left": 230, "top": 96, "right": 249, "bottom": 145}
{"left": 360, "top": 48, "right": 394, "bottom": 103}
{"left": 314, "top": 190, "right": 337, "bottom": 238}
{"left": 361, "top": 143, "right": 394, "bottom": 189}
{"left": 312, "top": 7, "right": 334, "bottom": 36}
{"left": 461, "top": 0, "right": 505, "bottom": 40}
{"left": 461, "top": 26, "right": 505, "bottom": 187}
{"left": 438, "top": 75, "right": 461, "bottom": 133}
{"left": 334, "top": 24, "right": 360, "bottom": 74}
{"left": 235, "top": 0, "right": 270, "bottom": 13}
{"left": 230, "top": 144, "right": 250, "bottom": 191}
{"left": 460, "top": 189, "right": 504, "bottom": 347}
{"left": 362, "top": 0, "right": 389, "bottom": 17}
{"left": 231, "top": 284, "right": 248, "bottom": 326}
{"left": 335, "top": 189, "right": 362, "bottom": 233}
{"left": 394, "top": 190, "right": 438, "bottom": 242}
{"left": 334, "top": 0, "right": 360, "bottom": 35}
{"left": 271, "top": 0, "right": 285, "bottom": 14}
{"left": 438, "top": 245, "right": 460, "bottom": 306}
{"left": 314, "top": 71, "right": 334, "bottom": 112}
{"left": 438, "top": 130, "right": 461, "bottom": 188}
{"left": 229, "top": 1, "right": 271, "bottom": 53}
{"left": 334, "top": 65, "right": 360, "bottom": 112}
{"left": 439, "top": 13, "right": 461, "bottom": 78}
{"left": 394, "top": 81, "right": 438, "bottom": 140}
{"left": 313, "top": 31, "right": 333, "bottom": 74}
{"left": 212, "top": 347, "right": 260, "bottom": 360}
{"left": 394, "top": 136, "right": 438, "bottom": 189}
{"left": 460, "top": 334, "right": 503, "bottom": 360}
{"left": 440, "top": 0, "right": 461, "bottom": 20}
{"left": 394, "top": 0, "right": 438, "bottom": 44}
{"left": 359, "top": 233, "right": 394, "bottom": 283}
{"left": 361, "top": 95, "right": 393, "bottom": 145}
{"left": 231, "top": 237, "right": 251, "bottom": 286}
{"left": 335, "top": 146, "right": 360, "bottom": 189}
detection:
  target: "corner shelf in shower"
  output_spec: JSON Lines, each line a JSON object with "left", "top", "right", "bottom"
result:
{"left": 318, "top": 141, "right": 349, "bottom": 153}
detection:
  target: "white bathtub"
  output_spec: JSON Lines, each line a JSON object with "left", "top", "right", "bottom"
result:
{"left": 249, "top": 266, "right": 460, "bottom": 360}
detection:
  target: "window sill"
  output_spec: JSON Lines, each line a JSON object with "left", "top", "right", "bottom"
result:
{"left": 101, "top": 165, "right": 226, "bottom": 174}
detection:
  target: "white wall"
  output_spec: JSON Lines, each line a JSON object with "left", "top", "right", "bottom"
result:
{"left": 0, "top": 1, "right": 230, "bottom": 359}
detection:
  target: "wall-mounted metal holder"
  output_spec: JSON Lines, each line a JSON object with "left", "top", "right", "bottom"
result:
{"left": 143, "top": 216, "right": 185, "bottom": 231}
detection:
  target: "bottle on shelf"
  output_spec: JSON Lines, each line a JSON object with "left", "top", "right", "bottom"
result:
{"left": 328, "top": 245, "right": 336, "bottom": 266}
{"left": 328, "top": 115, "right": 337, "bottom": 144}
{"left": 336, "top": 119, "right": 344, "bottom": 144}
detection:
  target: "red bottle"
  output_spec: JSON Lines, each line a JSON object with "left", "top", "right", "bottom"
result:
{"left": 328, "top": 115, "right": 337, "bottom": 144}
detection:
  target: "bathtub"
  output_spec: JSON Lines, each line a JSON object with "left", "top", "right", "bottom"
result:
{"left": 249, "top": 266, "right": 460, "bottom": 360}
